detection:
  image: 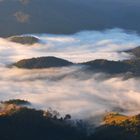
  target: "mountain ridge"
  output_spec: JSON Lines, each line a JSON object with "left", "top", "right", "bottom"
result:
{"left": 13, "top": 47, "right": 140, "bottom": 77}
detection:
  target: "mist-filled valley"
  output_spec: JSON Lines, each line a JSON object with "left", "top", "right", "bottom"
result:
{"left": 1, "top": 0, "right": 140, "bottom": 139}
{"left": 0, "top": 29, "right": 140, "bottom": 120}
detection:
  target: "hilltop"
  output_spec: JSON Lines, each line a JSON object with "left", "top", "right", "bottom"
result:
{"left": 13, "top": 56, "right": 73, "bottom": 69}
{"left": 88, "top": 112, "right": 140, "bottom": 140}
{"left": 7, "top": 36, "right": 40, "bottom": 45}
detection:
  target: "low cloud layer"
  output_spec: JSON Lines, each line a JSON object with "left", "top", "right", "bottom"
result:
{"left": 1, "top": 28, "right": 140, "bottom": 65}
{"left": 1, "top": 66, "right": 140, "bottom": 120}
{"left": 0, "top": 29, "right": 140, "bottom": 122}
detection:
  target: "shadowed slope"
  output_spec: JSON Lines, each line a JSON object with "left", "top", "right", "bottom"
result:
{"left": 0, "top": 100, "right": 86, "bottom": 140}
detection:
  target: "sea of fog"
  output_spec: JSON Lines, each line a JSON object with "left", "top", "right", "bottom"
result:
{"left": 0, "top": 28, "right": 140, "bottom": 123}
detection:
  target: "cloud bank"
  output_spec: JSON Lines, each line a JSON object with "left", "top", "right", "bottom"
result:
{"left": 0, "top": 28, "right": 140, "bottom": 122}
{"left": 1, "top": 28, "right": 140, "bottom": 65}
{"left": 1, "top": 66, "right": 140, "bottom": 120}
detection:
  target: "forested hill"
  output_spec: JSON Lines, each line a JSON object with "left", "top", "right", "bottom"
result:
{"left": 1, "top": 100, "right": 140, "bottom": 140}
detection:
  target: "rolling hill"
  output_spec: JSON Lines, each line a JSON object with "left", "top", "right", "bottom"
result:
{"left": 13, "top": 56, "right": 73, "bottom": 69}
{"left": 13, "top": 51, "right": 140, "bottom": 77}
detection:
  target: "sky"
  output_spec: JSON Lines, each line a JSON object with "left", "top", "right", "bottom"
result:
{"left": 0, "top": 0, "right": 140, "bottom": 36}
